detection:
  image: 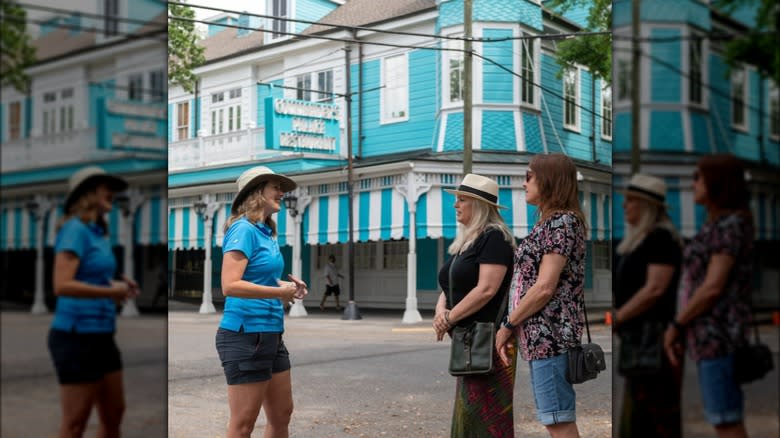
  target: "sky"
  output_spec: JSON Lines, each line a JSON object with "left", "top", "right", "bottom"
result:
{"left": 190, "top": 0, "right": 266, "bottom": 22}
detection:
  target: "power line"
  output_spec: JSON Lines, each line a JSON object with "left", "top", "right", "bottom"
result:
{"left": 16, "top": 2, "right": 162, "bottom": 28}
{"left": 4, "top": 15, "right": 166, "bottom": 43}
{"left": 168, "top": 0, "right": 610, "bottom": 43}
{"left": 256, "top": 48, "right": 343, "bottom": 84}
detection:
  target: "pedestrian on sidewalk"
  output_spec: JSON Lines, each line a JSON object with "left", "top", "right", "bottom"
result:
{"left": 432, "top": 173, "right": 516, "bottom": 437}
{"left": 613, "top": 174, "right": 684, "bottom": 437}
{"left": 495, "top": 153, "right": 586, "bottom": 438}
{"left": 48, "top": 166, "right": 140, "bottom": 437}
{"left": 320, "top": 254, "right": 344, "bottom": 310}
{"left": 664, "top": 154, "right": 754, "bottom": 438}
{"left": 216, "top": 166, "right": 308, "bottom": 438}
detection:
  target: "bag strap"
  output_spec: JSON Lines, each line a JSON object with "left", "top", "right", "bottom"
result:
{"left": 582, "top": 293, "right": 592, "bottom": 344}
{"left": 447, "top": 252, "right": 508, "bottom": 328}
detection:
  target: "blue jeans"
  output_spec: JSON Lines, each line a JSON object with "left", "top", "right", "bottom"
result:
{"left": 529, "top": 353, "right": 577, "bottom": 425}
{"left": 697, "top": 355, "right": 744, "bottom": 426}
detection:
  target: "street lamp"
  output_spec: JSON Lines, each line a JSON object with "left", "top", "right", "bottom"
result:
{"left": 26, "top": 196, "right": 50, "bottom": 314}
{"left": 194, "top": 197, "right": 218, "bottom": 314}
{"left": 284, "top": 192, "right": 308, "bottom": 317}
{"left": 115, "top": 190, "right": 144, "bottom": 317}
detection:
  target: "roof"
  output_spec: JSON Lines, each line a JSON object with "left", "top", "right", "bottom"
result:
{"left": 200, "top": 27, "right": 266, "bottom": 61}
{"left": 304, "top": 0, "right": 436, "bottom": 35}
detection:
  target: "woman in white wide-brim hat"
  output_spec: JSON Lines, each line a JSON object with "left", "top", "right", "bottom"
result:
{"left": 613, "top": 173, "right": 684, "bottom": 437}
{"left": 48, "top": 165, "right": 140, "bottom": 437}
{"left": 215, "top": 165, "right": 308, "bottom": 438}
{"left": 432, "top": 173, "right": 517, "bottom": 437}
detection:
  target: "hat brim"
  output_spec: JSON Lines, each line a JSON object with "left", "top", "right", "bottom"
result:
{"left": 231, "top": 173, "right": 297, "bottom": 214}
{"left": 622, "top": 188, "right": 669, "bottom": 209}
{"left": 444, "top": 188, "right": 507, "bottom": 209}
{"left": 64, "top": 174, "right": 129, "bottom": 212}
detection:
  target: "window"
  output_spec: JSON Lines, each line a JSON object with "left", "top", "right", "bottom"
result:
{"left": 9, "top": 102, "right": 21, "bottom": 140}
{"left": 381, "top": 54, "right": 409, "bottom": 123}
{"left": 211, "top": 111, "right": 216, "bottom": 135}
{"left": 41, "top": 88, "right": 73, "bottom": 135}
{"left": 177, "top": 102, "right": 190, "bottom": 140}
{"left": 445, "top": 39, "right": 464, "bottom": 104}
{"left": 218, "top": 108, "right": 224, "bottom": 133}
{"left": 689, "top": 37, "right": 703, "bottom": 104}
{"left": 211, "top": 92, "right": 224, "bottom": 103}
{"left": 228, "top": 107, "right": 235, "bottom": 131}
{"left": 317, "top": 70, "right": 333, "bottom": 103}
{"left": 354, "top": 242, "right": 376, "bottom": 269}
{"left": 104, "top": 0, "right": 119, "bottom": 36}
{"left": 593, "top": 241, "right": 611, "bottom": 270}
{"left": 731, "top": 67, "right": 747, "bottom": 129}
{"left": 149, "top": 70, "right": 165, "bottom": 102}
{"left": 601, "top": 86, "right": 612, "bottom": 140}
{"left": 229, "top": 88, "right": 242, "bottom": 99}
{"left": 128, "top": 74, "right": 143, "bottom": 101}
{"left": 316, "top": 245, "right": 343, "bottom": 270}
{"left": 235, "top": 105, "right": 241, "bottom": 130}
{"left": 295, "top": 74, "right": 311, "bottom": 101}
{"left": 209, "top": 89, "right": 242, "bottom": 135}
{"left": 616, "top": 59, "right": 631, "bottom": 102}
{"left": 563, "top": 68, "right": 579, "bottom": 130}
{"left": 771, "top": 83, "right": 779, "bottom": 140}
{"left": 383, "top": 240, "right": 408, "bottom": 269}
{"left": 520, "top": 37, "right": 535, "bottom": 105}
{"left": 271, "top": 0, "right": 288, "bottom": 38}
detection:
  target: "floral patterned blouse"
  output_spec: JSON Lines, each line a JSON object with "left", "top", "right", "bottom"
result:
{"left": 681, "top": 212, "right": 754, "bottom": 362}
{"left": 509, "top": 211, "right": 586, "bottom": 361}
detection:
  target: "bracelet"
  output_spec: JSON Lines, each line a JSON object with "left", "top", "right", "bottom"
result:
{"left": 444, "top": 310, "right": 452, "bottom": 326}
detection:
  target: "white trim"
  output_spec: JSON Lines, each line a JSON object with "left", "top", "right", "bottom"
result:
{"left": 514, "top": 110, "right": 524, "bottom": 151}
{"left": 600, "top": 83, "right": 612, "bottom": 141}
{"left": 683, "top": 109, "right": 693, "bottom": 152}
{"left": 379, "top": 52, "right": 410, "bottom": 125}
{"left": 769, "top": 82, "right": 779, "bottom": 142}
{"left": 562, "top": 66, "right": 581, "bottom": 132}
{"left": 437, "top": 112, "right": 448, "bottom": 152}
{"left": 730, "top": 66, "right": 749, "bottom": 132}
{"left": 440, "top": 31, "right": 465, "bottom": 110}
{"left": 683, "top": 26, "right": 709, "bottom": 110}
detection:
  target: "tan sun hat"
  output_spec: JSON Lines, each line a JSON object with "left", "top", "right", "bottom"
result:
{"left": 232, "top": 166, "right": 297, "bottom": 214}
{"left": 623, "top": 173, "right": 667, "bottom": 206}
{"left": 444, "top": 173, "right": 506, "bottom": 209}
{"left": 64, "top": 166, "right": 128, "bottom": 212}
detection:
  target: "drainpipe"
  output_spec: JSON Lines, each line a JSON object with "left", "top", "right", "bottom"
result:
{"left": 352, "top": 29, "right": 364, "bottom": 160}
{"left": 591, "top": 75, "right": 597, "bottom": 162}
{"left": 194, "top": 78, "right": 200, "bottom": 134}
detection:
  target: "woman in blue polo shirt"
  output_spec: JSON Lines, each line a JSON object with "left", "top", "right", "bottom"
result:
{"left": 216, "top": 166, "right": 308, "bottom": 438}
{"left": 48, "top": 166, "right": 139, "bottom": 437}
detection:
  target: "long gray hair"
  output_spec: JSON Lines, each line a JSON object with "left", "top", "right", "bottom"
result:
{"left": 617, "top": 198, "right": 682, "bottom": 255}
{"left": 448, "top": 197, "right": 516, "bottom": 255}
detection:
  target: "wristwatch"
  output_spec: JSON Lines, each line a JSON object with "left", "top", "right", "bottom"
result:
{"left": 501, "top": 315, "right": 515, "bottom": 330}
{"left": 670, "top": 320, "right": 685, "bottom": 332}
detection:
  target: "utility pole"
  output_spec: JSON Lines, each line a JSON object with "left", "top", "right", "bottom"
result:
{"left": 463, "top": 0, "right": 473, "bottom": 174}
{"left": 631, "top": 0, "right": 641, "bottom": 174}
{"left": 343, "top": 44, "right": 361, "bottom": 320}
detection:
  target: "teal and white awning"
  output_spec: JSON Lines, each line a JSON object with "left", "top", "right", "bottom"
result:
{"left": 1, "top": 194, "right": 167, "bottom": 250}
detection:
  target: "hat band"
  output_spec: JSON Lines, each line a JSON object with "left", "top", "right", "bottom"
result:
{"left": 626, "top": 184, "right": 665, "bottom": 203}
{"left": 456, "top": 185, "right": 498, "bottom": 204}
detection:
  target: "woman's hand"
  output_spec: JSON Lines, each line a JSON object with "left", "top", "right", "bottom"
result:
{"left": 495, "top": 326, "right": 514, "bottom": 366}
{"left": 433, "top": 310, "right": 451, "bottom": 341}
{"left": 276, "top": 280, "right": 298, "bottom": 304}
{"left": 121, "top": 275, "right": 141, "bottom": 297}
{"left": 663, "top": 325, "right": 684, "bottom": 367}
{"left": 109, "top": 280, "right": 134, "bottom": 302}
{"left": 287, "top": 274, "right": 309, "bottom": 299}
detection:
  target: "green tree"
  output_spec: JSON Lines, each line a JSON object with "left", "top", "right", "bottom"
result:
{"left": 715, "top": 0, "right": 778, "bottom": 84}
{"left": 168, "top": 1, "right": 205, "bottom": 93}
{"left": 545, "top": 0, "right": 612, "bottom": 83}
{"left": 1, "top": 2, "right": 37, "bottom": 93}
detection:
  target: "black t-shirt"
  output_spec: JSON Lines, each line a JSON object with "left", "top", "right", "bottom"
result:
{"left": 615, "top": 227, "right": 682, "bottom": 332}
{"left": 437, "top": 228, "right": 514, "bottom": 327}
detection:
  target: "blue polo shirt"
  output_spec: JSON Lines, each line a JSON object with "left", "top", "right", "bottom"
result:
{"left": 51, "top": 217, "right": 117, "bottom": 333}
{"left": 219, "top": 217, "right": 285, "bottom": 333}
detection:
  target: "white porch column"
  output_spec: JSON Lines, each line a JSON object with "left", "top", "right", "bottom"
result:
{"left": 29, "top": 196, "right": 53, "bottom": 314}
{"left": 288, "top": 191, "right": 311, "bottom": 317}
{"left": 198, "top": 195, "right": 221, "bottom": 314}
{"left": 120, "top": 189, "right": 146, "bottom": 317}
{"left": 396, "top": 171, "right": 431, "bottom": 324}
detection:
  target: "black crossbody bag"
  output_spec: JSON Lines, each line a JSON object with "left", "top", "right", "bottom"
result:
{"left": 566, "top": 299, "right": 607, "bottom": 384}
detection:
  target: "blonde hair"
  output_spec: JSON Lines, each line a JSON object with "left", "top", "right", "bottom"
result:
{"left": 224, "top": 182, "right": 277, "bottom": 236}
{"left": 56, "top": 190, "right": 108, "bottom": 235}
{"left": 529, "top": 154, "right": 588, "bottom": 233}
{"left": 616, "top": 198, "right": 682, "bottom": 255}
{"left": 448, "top": 197, "right": 516, "bottom": 255}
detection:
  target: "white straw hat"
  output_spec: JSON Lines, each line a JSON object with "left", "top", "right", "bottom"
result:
{"left": 232, "top": 166, "right": 297, "bottom": 214}
{"left": 444, "top": 173, "right": 506, "bottom": 209}
{"left": 64, "top": 166, "right": 128, "bottom": 212}
{"left": 623, "top": 174, "right": 667, "bottom": 206}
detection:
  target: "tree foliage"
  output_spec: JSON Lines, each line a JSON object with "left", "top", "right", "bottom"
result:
{"left": 714, "top": 0, "right": 779, "bottom": 84}
{"left": 545, "top": 0, "right": 612, "bottom": 83}
{"left": 168, "top": 1, "right": 205, "bottom": 94}
{"left": 1, "top": 2, "right": 37, "bottom": 93}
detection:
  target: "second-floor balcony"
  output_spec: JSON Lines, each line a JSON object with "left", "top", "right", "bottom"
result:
{"left": 0, "top": 128, "right": 116, "bottom": 173}
{"left": 169, "top": 127, "right": 266, "bottom": 171}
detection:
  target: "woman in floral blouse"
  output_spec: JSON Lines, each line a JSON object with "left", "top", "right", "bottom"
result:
{"left": 663, "top": 154, "right": 754, "bottom": 438}
{"left": 495, "top": 153, "right": 586, "bottom": 438}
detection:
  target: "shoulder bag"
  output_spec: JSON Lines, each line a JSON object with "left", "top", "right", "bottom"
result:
{"left": 617, "top": 320, "right": 665, "bottom": 377}
{"left": 566, "top": 299, "right": 607, "bottom": 384}
{"left": 734, "top": 315, "right": 774, "bottom": 384}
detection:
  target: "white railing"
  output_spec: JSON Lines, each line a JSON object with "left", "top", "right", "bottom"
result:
{"left": 0, "top": 129, "right": 115, "bottom": 172}
{"left": 168, "top": 127, "right": 266, "bottom": 171}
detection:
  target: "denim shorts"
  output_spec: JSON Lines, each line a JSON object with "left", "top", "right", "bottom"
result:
{"left": 48, "top": 329, "right": 122, "bottom": 384}
{"left": 215, "top": 327, "right": 290, "bottom": 385}
{"left": 697, "top": 355, "right": 744, "bottom": 426}
{"left": 528, "top": 352, "right": 577, "bottom": 425}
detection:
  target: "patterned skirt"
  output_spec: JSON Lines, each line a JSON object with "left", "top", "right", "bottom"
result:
{"left": 451, "top": 341, "right": 517, "bottom": 438}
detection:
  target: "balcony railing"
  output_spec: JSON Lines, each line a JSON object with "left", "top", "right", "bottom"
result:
{"left": 0, "top": 129, "right": 116, "bottom": 172}
{"left": 169, "top": 127, "right": 266, "bottom": 171}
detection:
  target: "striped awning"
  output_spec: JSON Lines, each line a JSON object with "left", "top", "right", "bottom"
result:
{"left": 1, "top": 193, "right": 168, "bottom": 250}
